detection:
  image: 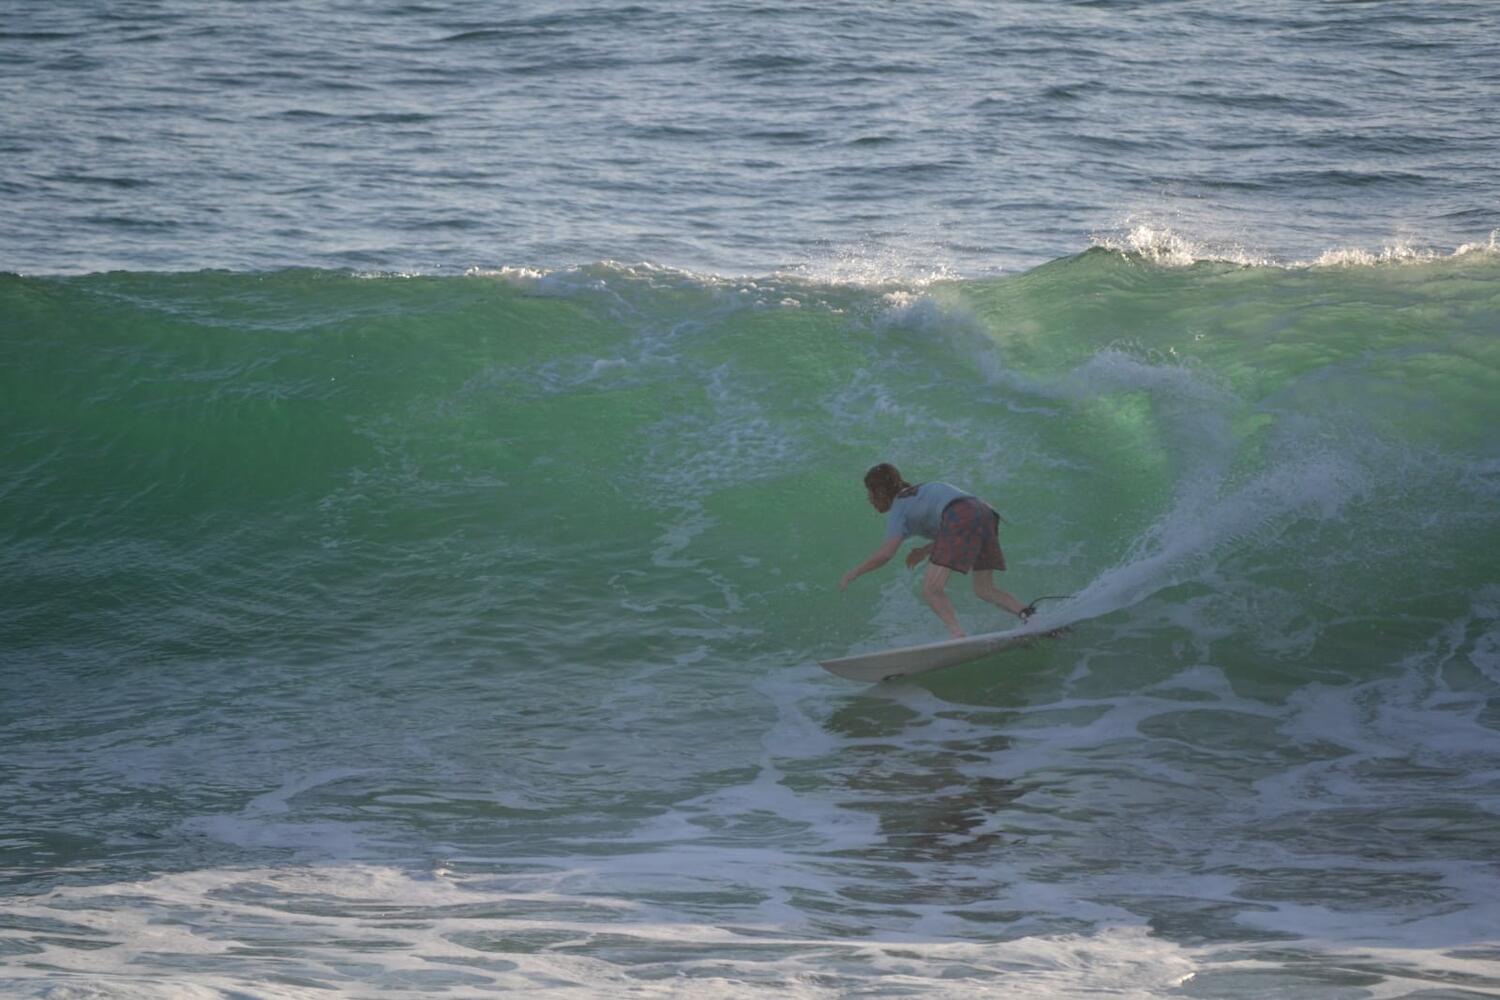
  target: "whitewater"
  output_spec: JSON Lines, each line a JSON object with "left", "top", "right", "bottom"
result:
{"left": 4, "top": 2, "right": 1500, "bottom": 998}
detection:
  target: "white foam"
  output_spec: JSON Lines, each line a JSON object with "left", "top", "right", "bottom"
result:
{"left": 1090, "top": 222, "right": 1274, "bottom": 268}
{"left": 780, "top": 237, "right": 960, "bottom": 289}
{"left": 1310, "top": 240, "right": 1440, "bottom": 268}
{"left": 1090, "top": 220, "right": 1500, "bottom": 270}
{"left": 464, "top": 263, "right": 549, "bottom": 287}
{"left": 0, "top": 864, "right": 1206, "bottom": 999}
{"left": 1453, "top": 228, "right": 1500, "bottom": 257}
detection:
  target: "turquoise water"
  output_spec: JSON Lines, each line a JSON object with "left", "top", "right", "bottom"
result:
{"left": 4, "top": 1, "right": 1500, "bottom": 997}
{"left": 4, "top": 254, "right": 1499, "bottom": 996}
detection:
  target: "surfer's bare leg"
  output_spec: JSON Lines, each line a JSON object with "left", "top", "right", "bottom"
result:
{"left": 922, "top": 565, "right": 965, "bottom": 638}
{"left": 972, "top": 571, "right": 1027, "bottom": 619}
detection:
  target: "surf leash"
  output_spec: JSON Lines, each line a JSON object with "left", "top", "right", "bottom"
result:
{"left": 1019, "top": 594, "right": 1074, "bottom": 621}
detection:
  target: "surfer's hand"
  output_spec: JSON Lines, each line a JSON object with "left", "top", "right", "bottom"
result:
{"left": 905, "top": 545, "right": 931, "bottom": 570}
{"left": 838, "top": 570, "right": 855, "bottom": 591}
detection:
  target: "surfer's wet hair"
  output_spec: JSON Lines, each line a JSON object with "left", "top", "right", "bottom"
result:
{"left": 863, "top": 463, "right": 913, "bottom": 506}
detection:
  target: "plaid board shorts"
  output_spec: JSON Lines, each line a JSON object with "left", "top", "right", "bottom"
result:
{"left": 929, "top": 497, "right": 1006, "bottom": 573}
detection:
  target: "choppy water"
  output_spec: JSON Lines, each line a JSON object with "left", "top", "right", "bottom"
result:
{"left": 3, "top": 1, "right": 1498, "bottom": 275}
{"left": 3, "top": 3, "right": 1500, "bottom": 999}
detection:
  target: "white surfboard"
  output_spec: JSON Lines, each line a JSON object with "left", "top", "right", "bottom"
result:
{"left": 818, "top": 625, "right": 1057, "bottom": 683}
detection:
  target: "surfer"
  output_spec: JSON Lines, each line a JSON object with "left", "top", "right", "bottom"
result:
{"left": 839, "top": 462, "right": 1030, "bottom": 639}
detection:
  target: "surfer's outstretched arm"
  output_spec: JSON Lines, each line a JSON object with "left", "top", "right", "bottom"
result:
{"left": 839, "top": 536, "right": 902, "bottom": 591}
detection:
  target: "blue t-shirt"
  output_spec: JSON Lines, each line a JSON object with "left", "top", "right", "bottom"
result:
{"left": 884, "top": 482, "right": 973, "bottom": 541}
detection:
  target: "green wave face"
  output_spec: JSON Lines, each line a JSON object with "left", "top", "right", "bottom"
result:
{"left": 4, "top": 253, "right": 1500, "bottom": 995}
{"left": 4, "top": 254, "right": 1498, "bottom": 685}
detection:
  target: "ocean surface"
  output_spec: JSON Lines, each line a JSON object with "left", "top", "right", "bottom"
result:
{"left": 3, "top": 2, "right": 1500, "bottom": 998}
